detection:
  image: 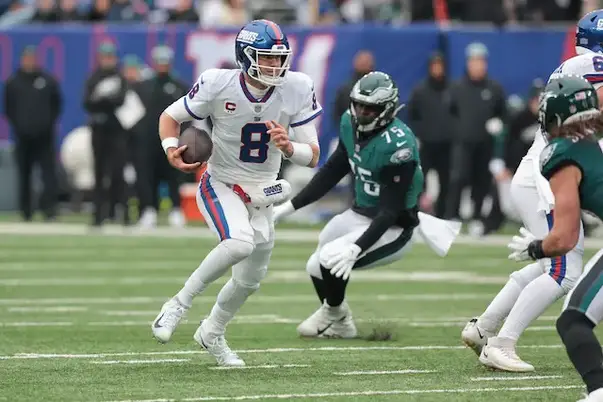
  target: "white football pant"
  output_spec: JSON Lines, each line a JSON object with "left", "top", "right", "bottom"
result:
{"left": 509, "top": 170, "right": 584, "bottom": 293}
{"left": 306, "top": 209, "right": 414, "bottom": 279}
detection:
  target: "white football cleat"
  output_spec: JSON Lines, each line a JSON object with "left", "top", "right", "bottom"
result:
{"left": 461, "top": 317, "right": 492, "bottom": 356}
{"left": 151, "top": 298, "right": 187, "bottom": 343}
{"left": 578, "top": 388, "right": 603, "bottom": 401}
{"left": 168, "top": 209, "right": 186, "bottom": 228}
{"left": 297, "top": 300, "right": 357, "bottom": 339}
{"left": 194, "top": 321, "right": 245, "bottom": 366}
{"left": 479, "top": 337, "right": 534, "bottom": 372}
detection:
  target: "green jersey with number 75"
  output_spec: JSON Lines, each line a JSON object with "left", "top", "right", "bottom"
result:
{"left": 339, "top": 110, "right": 424, "bottom": 211}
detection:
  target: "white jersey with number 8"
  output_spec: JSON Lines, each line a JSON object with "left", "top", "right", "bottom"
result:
{"left": 164, "top": 68, "right": 322, "bottom": 185}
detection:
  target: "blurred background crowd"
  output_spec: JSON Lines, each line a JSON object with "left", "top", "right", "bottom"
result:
{"left": 0, "top": 0, "right": 601, "bottom": 237}
{"left": 0, "top": 0, "right": 599, "bottom": 26}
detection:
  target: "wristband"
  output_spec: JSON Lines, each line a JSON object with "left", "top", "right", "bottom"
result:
{"left": 527, "top": 240, "right": 545, "bottom": 260}
{"left": 161, "top": 137, "right": 179, "bottom": 154}
{"left": 284, "top": 142, "right": 314, "bottom": 166}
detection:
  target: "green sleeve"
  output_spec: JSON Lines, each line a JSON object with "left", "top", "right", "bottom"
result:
{"left": 492, "top": 126, "right": 507, "bottom": 160}
{"left": 540, "top": 140, "right": 583, "bottom": 180}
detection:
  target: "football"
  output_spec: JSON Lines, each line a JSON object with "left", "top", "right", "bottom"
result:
{"left": 179, "top": 126, "right": 212, "bottom": 164}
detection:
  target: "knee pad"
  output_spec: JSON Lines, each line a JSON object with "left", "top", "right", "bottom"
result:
{"left": 216, "top": 277, "right": 260, "bottom": 312}
{"left": 510, "top": 262, "right": 544, "bottom": 288}
{"left": 318, "top": 238, "right": 348, "bottom": 268}
{"left": 306, "top": 251, "right": 322, "bottom": 279}
{"left": 221, "top": 238, "right": 255, "bottom": 262}
{"left": 557, "top": 309, "right": 595, "bottom": 341}
{"left": 231, "top": 277, "right": 260, "bottom": 297}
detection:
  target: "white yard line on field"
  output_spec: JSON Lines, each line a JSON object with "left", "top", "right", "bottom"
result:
{"left": 0, "top": 321, "right": 73, "bottom": 327}
{"left": 209, "top": 364, "right": 310, "bottom": 370}
{"left": 0, "top": 293, "right": 495, "bottom": 306}
{"left": 470, "top": 375, "right": 563, "bottom": 382}
{"left": 3, "top": 221, "right": 603, "bottom": 249}
{"left": 104, "top": 385, "right": 585, "bottom": 402}
{"left": 91, "top": 359, "right": 190, "bottom": 365}
{"left": 0, "top": 271, "right": 510, "bottom": 286}
{"left": 0, "top": 345, "right": 563, "bottom": 361}
{"left": 7, "top": 306, "right": 88, "bottom": 313}
{"left": 333, "top": 369, "right": 436, "bottom": 376}
{"left": 0, "top": 315, "right": 562, "bottom": 330}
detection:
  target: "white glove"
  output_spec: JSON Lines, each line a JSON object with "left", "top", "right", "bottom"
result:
{"left": 508, "top": 227, "right": 537, "bottom": 261}
{"left": 324, "top": 244, "right": 362, "bottom": 281}
{"left": 273, "top": 200, "right": 295, "bottom": 223}
{"left": 486, "top": 117, "right": 504, "bottom": 136}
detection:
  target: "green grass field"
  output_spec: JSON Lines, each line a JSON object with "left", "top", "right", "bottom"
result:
{"left": 0, "top": 224, "right": 597, "bottom": 402}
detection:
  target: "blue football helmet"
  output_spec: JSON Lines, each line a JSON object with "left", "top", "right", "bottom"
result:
{"left": 235, "top": 20, "right": 292, "bottom": 87}
{"left": 576, "top": 9, "right": 603, "bottom": 55}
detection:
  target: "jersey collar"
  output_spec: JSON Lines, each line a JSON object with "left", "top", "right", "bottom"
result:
{"left": 239, "top": 72, "right": 275, "bottom": 103}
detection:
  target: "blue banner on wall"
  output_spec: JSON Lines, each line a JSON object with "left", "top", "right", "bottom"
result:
{"left": 0, "top": 24, "right": 569, "bottom": 164}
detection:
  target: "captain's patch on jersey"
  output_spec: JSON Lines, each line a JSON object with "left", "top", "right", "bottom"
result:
{"left": 540, "top": 142, "right": 558, "bottom": 171}
{"left": 390, "top": 148, "right": 412, "bottom": 164}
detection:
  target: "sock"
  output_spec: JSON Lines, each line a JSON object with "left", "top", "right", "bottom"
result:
{"left": 204, "top": 277, "right": 258, "bottom": 337}
{"left": 497, "top": 274, "right": 565, "bottom": 341}
{"left": 176, "top": 239, "right": 253, "bottom": 308}
{"left": 320, "top": 264, "right": 348, "bottom": 307}
{"left": 477, "top": 262, "right": 542, "bottom": 333}
{"left": 311, "top": 276, "right": 327, "bottom": 303}
{"left": 557, "top": 309, "right": 603, "bottom": 393}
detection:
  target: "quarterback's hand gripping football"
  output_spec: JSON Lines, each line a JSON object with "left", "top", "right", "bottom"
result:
{"left": 267, "top": 120, "right": 293, "bottom": 157}
{"left": 273, "top": 201, "right": 295, "bottom": 223}
{"left": 325, "top": 244, "right": 362, "bottom": 281}
{"left": 167, "top": 145, "right": 203, "bottom": 173}
{"left": 508, "top": 227, "right": 537, "bottom": 262}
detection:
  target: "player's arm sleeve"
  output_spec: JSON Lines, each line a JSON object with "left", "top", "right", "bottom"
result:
{"left": 292, "top": 123, "right": 319, "bottom": 146}
{"left": 164, "top": 73, "right": 213, "bottom": 123}
{"left": 541, "top": 152, "right": 584, "bottom": 181}
{"left": 290, "top": 140, "right": 350, "bottom": 210}
{"left": 291, "top": 78, "right": 323, "bottom": 128}
{"left": 354, "top": 161, "right": 417, "bottom": 253}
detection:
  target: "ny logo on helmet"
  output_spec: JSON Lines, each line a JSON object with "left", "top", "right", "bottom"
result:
{"left": 237, "top": 30, "right": 258, "bottom": 44}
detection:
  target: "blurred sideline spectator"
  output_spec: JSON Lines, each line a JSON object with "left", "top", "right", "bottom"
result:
{"left": 136, "top": 45, "right": 189, "bottom": 229}
{"left": 106, "top": 0, "right": 146, "bottom": 21}
{"left": 407, "top": 51, "right": 452, "bottom": 219}
{"left": 58, "top": 0, "right": 83, "bottom": 20}
{"left": 83, "top": 41, "right": 129, "bottom": 227}
{"left": 504, "top": 79, "right": 543, "bottom": 175}
{"left": 32, "top": 0, "right": 57, "bottom": 22}
{"left": 167, "top": 0, "right": 198, "bottom": 22}
{"left": 201, "top": 0, "right": 248, "bottom": 27}
{"left": 87, "top": 0, "right": 110, "bottom": 21}
{"left": 0, "top": 0, "right": 593, "bottom": 26}
{"left": 332, "top": 50, "right": 375, "bottom": 125}
{"left": 4, "top": 46, "right": 62, "bottom": 221}
{"left": 446, "top": 42, "right": 506, "bottom": 229}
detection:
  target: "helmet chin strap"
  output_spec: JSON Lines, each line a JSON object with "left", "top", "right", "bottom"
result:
{"left": 393, "top": 104, "right": 406, "bottom": 115}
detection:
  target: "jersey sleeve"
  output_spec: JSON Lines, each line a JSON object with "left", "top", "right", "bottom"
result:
{"left": 164, "top": 69, "right": 220, "bottom": 123}
{"left": 290, "top": 73, "right": 323, "bottom": 128}
{"left": 540, "top": 140, "right": 583, "bottom": 180}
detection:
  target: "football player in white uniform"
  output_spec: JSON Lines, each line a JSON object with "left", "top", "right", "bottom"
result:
{"left": 151, "top": 19, "right": 322, "bottom": 366}
{"left": 462, "top": 10, "right": 603, "bottom": 372}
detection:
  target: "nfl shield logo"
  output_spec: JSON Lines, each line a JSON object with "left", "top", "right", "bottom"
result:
{"left": 355, "top": 144, "right": 360, "bottom": 152}
{"left": 254, "top": 106, "right": 262, "bottom": 113}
